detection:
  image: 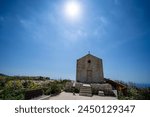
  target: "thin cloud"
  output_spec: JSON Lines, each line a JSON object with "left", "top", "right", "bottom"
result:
{"left": 62, "top": 28, "right": 87, "bottom": 42}
{"left": 0, "top": 16, "right": 5, "bottom": 21}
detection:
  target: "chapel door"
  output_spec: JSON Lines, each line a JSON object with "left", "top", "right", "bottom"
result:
{"left": 87, "top": 70, "right": 92, "bottom": 83}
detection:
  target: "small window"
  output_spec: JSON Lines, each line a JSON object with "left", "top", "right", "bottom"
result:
{"left": 88, "top": 60, "right": 91, "bottom": 63}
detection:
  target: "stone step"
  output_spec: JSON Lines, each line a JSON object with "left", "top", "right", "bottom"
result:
{"left": 80, "top": 87, "right": 91, "bottom": 89}
{"left": 80, "top": 88, "right": 92, "bottom": 90}
{"left": 98, "top": 91, "right": 104, "bottom": 96}
{"left": 79, "top": 93, "right": 92, "bottom": 97}
{"left": 83, "top": 84, "right": 91, "bottom": 87}
{"left": 80, "top": 89, "right": 92, "bottom": 92}
{"left": 79, "top": 84, "right": 92, "bottom": 97}
{"left": 80, "top": 88, "right": 91, "bottom": 90}
{"left": 80, "top": 91, "right": 92, "bottom": 93}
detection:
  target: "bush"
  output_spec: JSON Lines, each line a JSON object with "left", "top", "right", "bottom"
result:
{"left": 45, "top": 88, "right": 51, "bottom": 95}
{"left": 51, "top": 83, "right": 61, "bottom": 95}
{"left": 128, "top": 88, "right": 138, "bottom": 99}
{"left": 5, "top": 80, "right": 23, "bottom": 90}
{"left": 0, "top": 79, "right": 5, "bottom": 89}
{"left": 118, "top": 87, "right": 150, "bottom": 100}
{"left": 74, "top": 88, "right": 79, "bottom": 93}
{"left": 44, "top": 83, "right": 62, "bottom": 95}
{"left": 137, "top": 88, "right": 150, "bottom": 100}
{"left": 118, "top": 91, "right": 125, "bottom": 99}
{"left": 24, "top": 89, "right": 43, "bottom": 100}
{"left": 24, "top": 80, "right": 39, "bottom": 89}
{"left": 42, "top": 87, "right": 49, "bottom": 95}
{"left": 2, "top": 89, "right": 25, "bottom": 100}
{"left": 0, "top": 90, "right": 4, "bottom": 99}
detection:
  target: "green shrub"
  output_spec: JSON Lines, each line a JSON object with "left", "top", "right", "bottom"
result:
{"left": 0, "top": 79, "right": 5, "bottom": 89}
{"left": 74, "top": 88, "right": 79, "bottom": 93}
{"left": 42, "top": 87, "right": 49, "bottom": 94}
{"left": 137, "top": 88, "right": 150, "bottom": 100}
{"left": 24, "top": 89, "right": 43, "bottom": 100}
{"left": 51, "top": 83, "right": 61, "bottom": 94}
{"left": 25, "top": 80, "right": 39, "bottom": 89}
{"left": 45, "top": 88, "right": 51, "bottom": 95}
{"left": 2, "top": 89, "right": 25, "bottom": 100}
{"left": 43, "top": 83, "right": 61, "bottom": 95}
{"left": 118, "top": 87, "right": 150, "bottom": 100}
{"left": 5, "top": 80, "right": 23, "bottom": 90}
{"left": 0, "top": 90, "right": 3, "bottom": 99}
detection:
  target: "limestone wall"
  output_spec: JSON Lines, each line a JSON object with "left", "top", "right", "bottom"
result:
{"left": 76, "top": 54, "right": 104, "bottom": 83}
{"left": 91, "top": 83, "right": 114, "bottom": 96}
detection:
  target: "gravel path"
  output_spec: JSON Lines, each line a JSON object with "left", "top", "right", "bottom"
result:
{"left": 48, "top": 92, "right": 117, "bottom": 100}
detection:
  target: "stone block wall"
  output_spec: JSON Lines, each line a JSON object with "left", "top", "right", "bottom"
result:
{"left": 65, "top": 82, "right": 115, "bottom": 96}
{"left": 91, "top": 83, "right": 114, "bottom": 96}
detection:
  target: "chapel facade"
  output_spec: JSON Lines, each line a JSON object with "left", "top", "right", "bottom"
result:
{"left": 76, "top": 54, "right": 104, "bottom": 83}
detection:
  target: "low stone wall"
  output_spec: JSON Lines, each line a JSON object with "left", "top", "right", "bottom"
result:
{"left": 64, "top": 82, "right": 115, "bottom": 96}
{"left": 91, "top": 83, "right": 114, "bottom": 96}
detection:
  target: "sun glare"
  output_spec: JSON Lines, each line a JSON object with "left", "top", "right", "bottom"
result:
{"left": 64, "top": 1, "right": 81, "bottom": 20}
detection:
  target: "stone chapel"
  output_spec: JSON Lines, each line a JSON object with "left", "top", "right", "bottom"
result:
{"left": 65, "top": 53, "right": 127, "bottom": 97}
{"left": 76, "top": 53, "right": 104, "bottom": 83}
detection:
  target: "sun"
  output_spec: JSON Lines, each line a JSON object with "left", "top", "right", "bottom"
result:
{"left": 64, "top": 1, "right": 81, "bottom": 20}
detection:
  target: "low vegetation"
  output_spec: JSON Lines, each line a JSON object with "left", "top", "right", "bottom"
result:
{"left": 0, "top": 74, "right": 70, "bottom": 100}
{"left": 118, "top": 83, "right": 150, "bottom": 100}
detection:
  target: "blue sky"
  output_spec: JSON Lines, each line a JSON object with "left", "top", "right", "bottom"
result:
{"left": 0, "top": 0, "right": 150, "bottom": 83}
